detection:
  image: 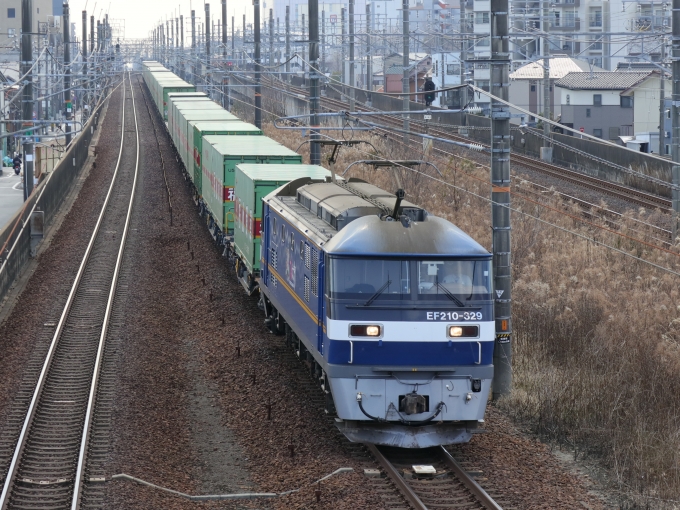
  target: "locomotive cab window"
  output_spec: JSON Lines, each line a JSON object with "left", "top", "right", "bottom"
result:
{"left": 417, "top": 260, "right": 491, "bottom": 301}
{"left": 328, "top": 257, "right": 492, "bottom": 304}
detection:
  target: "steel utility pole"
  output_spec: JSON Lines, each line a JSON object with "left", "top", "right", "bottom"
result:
{"left": 366, "top": 2, "right": 372, "bottom": 105}
{"left": 232, "top": 16, "right": 235, "bottom": 58}
{"left": 269, "top": 9, "right": 274, "bottom": 70}
{"left": 402, "top": 0, "right": 409, "bottom": 142}
{"left": 222, "top": 0, "right": 227, "bottom": 59}
{"left": 285, "top": 6, "right": 290, "bottom": 83}
{"left": 672, "top": 0, "right": 680, "bottom": 241}
{"left": 341, "top": 8, "right": 346, "bottom": 88}
{"left": 205, "top": 3, "right": 211, "bottom": 68}
{"left": 90, "top": 15, "right": 94, "bottom": 54}
{"left": 254, "top": 0, "right": 262, "bottom": 128}
{"left": 63, "top": 1, "right": 72, "bottom": 146}
{"left": 302, "top": 14, "right": 306, "bottom": 85}
{"left": 349, "top": 0, "right": 355, "bottom": 110}
{"left": 659, "top": 39, "right": 666, "bottom": 155}
{"left": 460, "top": 0, "right": 467, "bottom": 108}
{"left": 490, "top": 0, "right": 512, "bottom": 399}
{"left": 21, "top": 0, "right": 34, "bottom": 199}
{"left": 321, "top": 10, "right": 325, "bottom": 75}
{"left": 541, "top": 0, "right": 551, "bottom": 162}
{"left": 191, "top": 10, "right": 196, "bottom": 84}
{"left": 82, "top": 9, "right": 87, "bottom": 113}
{"left": 222, "top": 0, "right": 228, "bottom": 109}
{"left": 309, "top": 0, "right": 321, "bottom": 165}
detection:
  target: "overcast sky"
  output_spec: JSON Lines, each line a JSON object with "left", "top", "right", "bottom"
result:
{"left": 66, "top": 0, "right": 256, "bottom": 40}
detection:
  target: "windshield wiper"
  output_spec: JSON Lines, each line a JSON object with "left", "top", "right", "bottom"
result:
{"left": 364, "top": 279, "right": 392, "bottom": 306}
{"left": 436, "top": 282, "right": 465, "bottom": 307}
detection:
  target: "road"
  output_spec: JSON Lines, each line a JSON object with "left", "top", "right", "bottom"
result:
{"left": 0, "top": 170, "right": 24, "bottom": 231}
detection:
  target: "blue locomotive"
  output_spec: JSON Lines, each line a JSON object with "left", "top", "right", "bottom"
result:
{"left": 259, "top": 177, "right": 494, "bottom": 448}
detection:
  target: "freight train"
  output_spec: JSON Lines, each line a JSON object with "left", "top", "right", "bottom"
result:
{"left": 142, "top": 61, "right": 495, "bottom": 448}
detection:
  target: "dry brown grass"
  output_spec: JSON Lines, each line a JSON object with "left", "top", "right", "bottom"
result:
{"left": 258, "top": 118, "right": 680, "bottom": 506}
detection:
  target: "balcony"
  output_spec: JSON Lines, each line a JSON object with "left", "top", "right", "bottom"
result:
{"left": 588, "top": 16, "right": 603, "bottom": 28}
{"left": 634, "top": 15, "right": 670, "bottom": 30}
{"left": 550, "top": 0, "right": 580, "bottom": 6}
{"left": 550, "top": 18, "right": 580, "bottom": 30}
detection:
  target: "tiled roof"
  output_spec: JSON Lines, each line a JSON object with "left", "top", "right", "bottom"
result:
{"left": 510, "top": 56, "right": 599, "bottom": 80}
{"left": 554, "top": 71, "right": 653, "bottom": 90}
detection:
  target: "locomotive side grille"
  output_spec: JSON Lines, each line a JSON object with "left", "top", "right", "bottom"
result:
{"left": 304, "top": 276, "right": 310, "bottom": 302}
{"left": 305, "top": 243, "right": 311, "bottom": 269}
{"left": 311, "top": 248, "right": 318, "bottom": 296}
{"left": 271, "top": 274, "right": 278, "bottom": 288}
{"left": 270, "top": 247, "right": 278, "bottom": 270}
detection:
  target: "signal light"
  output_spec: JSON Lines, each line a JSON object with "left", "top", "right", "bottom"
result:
{"left": 350, "top": 324, "right": 382, "bottom": 337}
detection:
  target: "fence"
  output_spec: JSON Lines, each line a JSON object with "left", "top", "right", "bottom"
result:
{"left": 0, "top": 98, "right": 106, "bottom": 306}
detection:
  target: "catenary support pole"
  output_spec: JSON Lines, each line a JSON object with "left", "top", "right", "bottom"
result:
{"left": 191, "top": 10, "right": 196, "bottom": 84}
{"left": 460, "top": 0, "right": 467, "bottom": 108}
{"left": 402, "top": 0, "right": 409, "bottom": 142}
{"left": 302, "top": 14, "right": 306, "bottom": 86}
{"left": 269, "top": 9, "right": 274, "bottom": 70}
{"left": 366, "top": 2, "right": 372, "bottom": 105}
{"left": 673, "top": 0, "right": 680, "bottom": 241}
{"left": 82, "top": 10, "right": 87, "bottom": 112}
{"left": 349, "top": 0, "right": 355, "bottom": 111}
{"left": 222, "top": 0, "right": 227, "bottom": 59}
{"left": 63, "top": 1, "right": 72, "bottom": 146}
{"left": 660, "top": 39, "right": 666, "bottom": 155}
{"left": 254, "top": 0, "right": 262, "bottom": 128}
{"left": 309, "top": 0, "right": 320, "bottom": 165}
{"left": 21, "top": 0, "right": 34, "bottom": 199}
{"left": 490, "top": 0, "right": 512, "bottom": 399}
{"left": 321, "top": 10, "right": 325, "bottom": 77}
{"left": 341, "top": 8, "right": 346, "bottom": 88}
{"left": 205, "top": 3, "right": 211, "bottom": 68}
{"left": 285, "top": 6, "right": 290, "bottom": 83}
{"left": 541, "top": 0, "right": 551, "bottom": 161}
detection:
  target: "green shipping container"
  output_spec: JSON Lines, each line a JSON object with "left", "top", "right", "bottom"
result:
{"left": 167, "top": 97, "right": 213, "bottom": 146}
{"left": 234, "top": 164, "right": 331, "bottom": 274}
{"left": 202, "top": 136, "right": 303, "bottom": 236}
{"left": 167, "top": 99, "right": 219, "bottom": 168}
{"left": 158, "top": 82, "right": 195, "bottom": 120}
{"left": 174, "top": 111, "right": 241, "bottom": 188}
{"left": 192, "top": 120, "right": 263, "bottom": 198}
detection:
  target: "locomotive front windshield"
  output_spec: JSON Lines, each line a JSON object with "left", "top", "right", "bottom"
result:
{"left": 329, "top": 258, "right": 492, "bottom": 304}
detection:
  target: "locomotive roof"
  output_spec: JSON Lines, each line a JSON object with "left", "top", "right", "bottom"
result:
{"left": 268, "top": 180, "right": 489, "bottom": 257}
{"left": 323, "top": 215, "right": 491, "bottom": 257}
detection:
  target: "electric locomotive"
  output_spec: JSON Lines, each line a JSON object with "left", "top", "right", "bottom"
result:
{"left": 255, "top": 177, "right": 494, "bottom": 448}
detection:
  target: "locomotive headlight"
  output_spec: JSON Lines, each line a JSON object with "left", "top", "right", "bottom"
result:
{"left": 366, "top": 325, "right": 381, "bottom": 336}
{"left": 447, "top": 325, "right": 479, "bottom": 338}
{"left": 350, "top": 324, "right": 382, "bottom": 337}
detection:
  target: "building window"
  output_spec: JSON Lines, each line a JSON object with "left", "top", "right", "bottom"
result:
{"left": 530, "top": 84, "right": 536, "bottom": 92}
{"left": 477, "top": 37, "right": 490, "bottom": 47}
{"left": 593, "top": 94, "right": 602, "bottom": 106}
{"left": 620, "top": 96, "right": 633, "bottom": 108}
{"left": 566, "top": 94, "right": 570, "bottom": 105}
{"left": 593, "top": 128, "right": 603, "bottom": 138}
{"left": 667, "top": 109, "right": 671, "bottom": 119}
{"left": 475, "top": 80, "right": 490, "bottom": 92}
{"left": 7, "top": 28, "right": 15, "bottom": 37}
{"left": 7, "top": 8, "right": 15, "bottom": 18}
{"left": 475, "top": 12, "right": 490, "bottom": 24}
{"left": 446, "top": 64, "right": 460, "bottom": 75}
{"left": 666, "top": 144, "right": 671, "bottom": 155}
{"left": 586, "top": 108, "right": 591, "bottom": 117}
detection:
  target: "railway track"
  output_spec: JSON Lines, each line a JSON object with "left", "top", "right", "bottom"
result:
{"left": 367, "top": 445, "right": 504, "bottom": 510}
{"left": 0, "top": 71, "right": 139, "bottom": 510}
{"left": 265, "top": 78, "right": 672, "bottom": 216}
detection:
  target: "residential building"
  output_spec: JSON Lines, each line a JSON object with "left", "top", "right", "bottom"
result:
{"left": 383, "top": 52, "right": 432, "bottom": 94}
{"left": 619, "top": 71, "right": 669, "bottom": 153}
{"left": 554, "top": 71, "right": 653, "bottom": 140}
{"left": 430, "top": 51, "right": 462, "bottom": 108}
{"left": 509, "top": 55, "right": 603, "bottom": 124}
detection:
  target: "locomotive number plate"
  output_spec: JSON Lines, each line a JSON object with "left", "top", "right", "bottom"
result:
{"left": 426, "top": 311, "right": 482, "bottom": 321}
